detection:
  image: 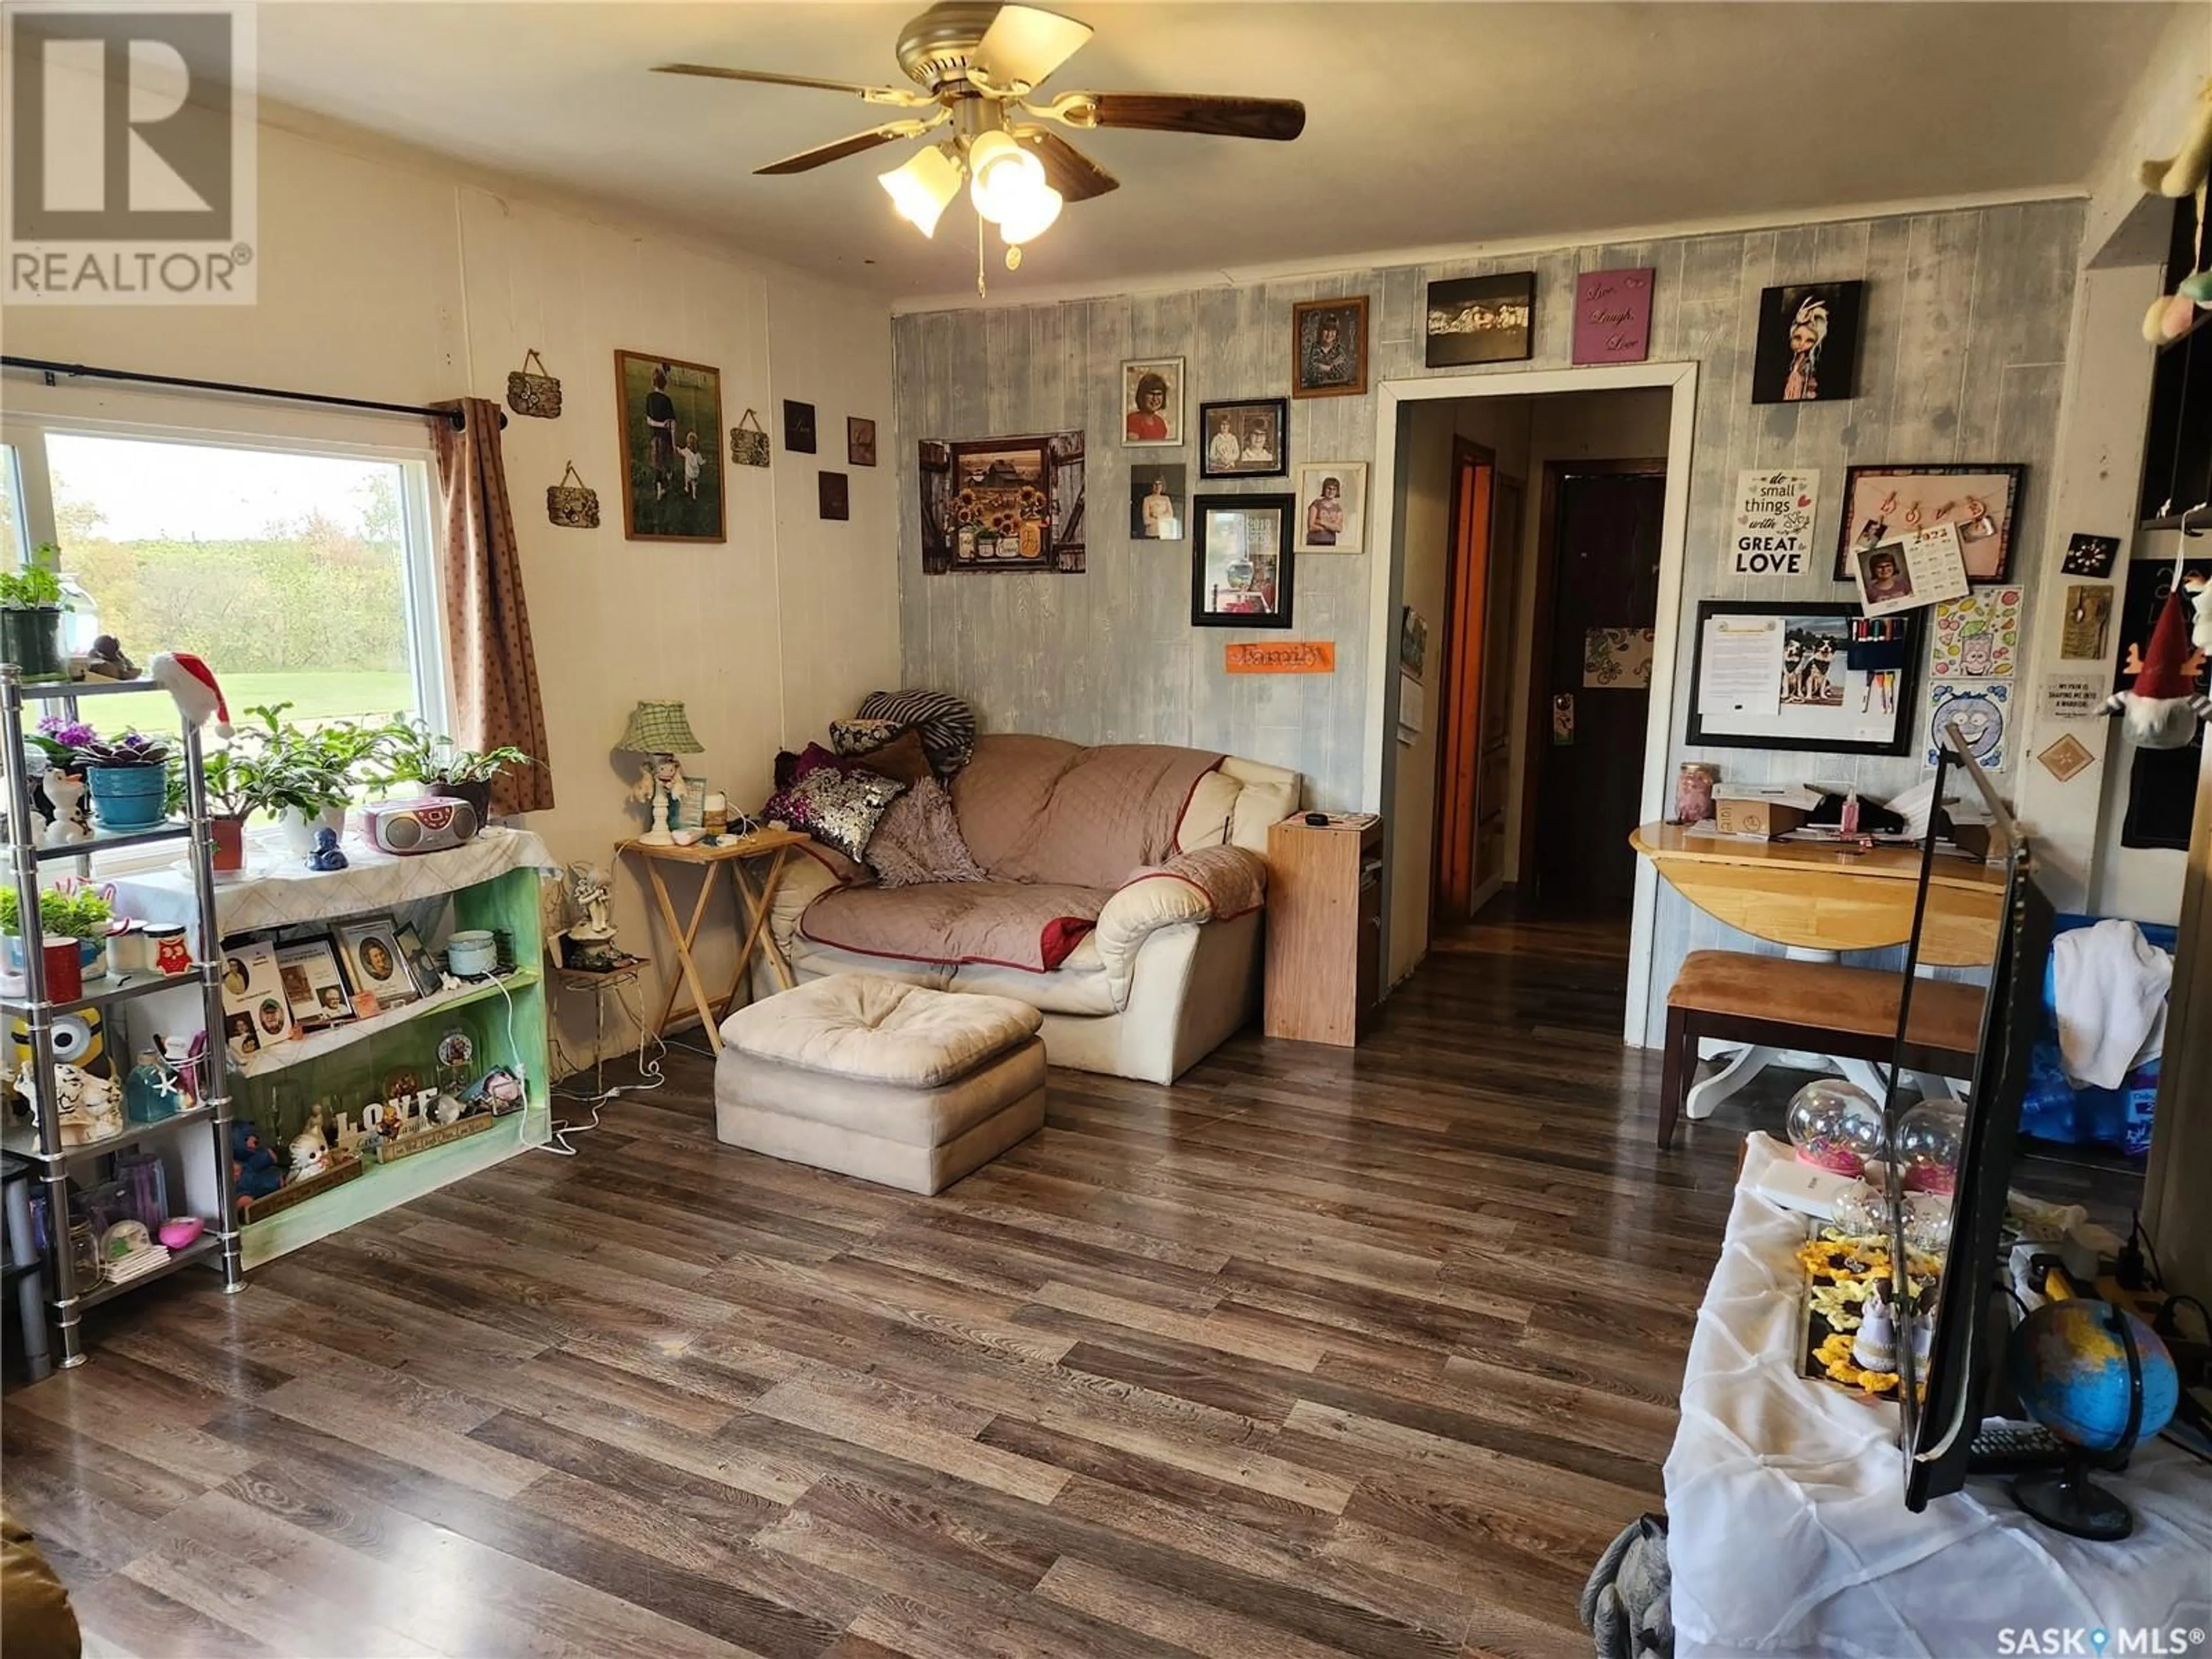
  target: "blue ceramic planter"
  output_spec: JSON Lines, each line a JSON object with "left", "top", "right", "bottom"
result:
{"left": 87, "top": 764, "right": 168, "bottom": 832}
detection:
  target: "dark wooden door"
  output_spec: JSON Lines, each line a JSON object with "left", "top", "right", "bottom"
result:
{"left": 1531, "top": 467, "right": 1665, "bottom": 912}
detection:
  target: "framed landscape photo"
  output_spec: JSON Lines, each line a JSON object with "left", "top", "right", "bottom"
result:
{"left": 1199, "top": 397, "right": 1287, "bottom": 479}
{"left": 1291, "top": 296, "right": 1369, "bottom": 399}
{"left": 1834, "top": 464, "right": 2024, "bottom": 583}
{"left": 613, "top": 351, "right": 724, "bottom": 542}
{"left": 1751, "top": 281, "right": 1863, "bottom": 404}
{"left": 1425, "top": 272, "right": 1534, "bottom": 367}
{"left": 1130, "top": 463, "right": 1186, "bottom": 541}
{"left": 1685, "top": 600, "right": 1923, "bottom": 756}
{"left": 1294, "top": 461, "right": 1368, "bottom": 552}
{"left": 1191, "top": 494, "right": 1295, "bottom": 628}
{"left": 1122, "top": 357, "right": 1184, "bottom": 447}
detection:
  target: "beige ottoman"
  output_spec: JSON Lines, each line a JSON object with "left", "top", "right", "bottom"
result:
{"left": 715, "top": 974, "right": 1045, "bottom": 1195}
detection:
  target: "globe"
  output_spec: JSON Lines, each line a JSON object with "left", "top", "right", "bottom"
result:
{"left": 2008, "top": 1299, "right": 2178, "bottom": 1453}
{"left": 1786, "top": 1078, "right": 1883, "bottom": 1176}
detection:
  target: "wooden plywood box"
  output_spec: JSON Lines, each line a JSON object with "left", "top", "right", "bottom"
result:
{"left": 1266, "top": 816, "right": 1384, "bottom": 1046}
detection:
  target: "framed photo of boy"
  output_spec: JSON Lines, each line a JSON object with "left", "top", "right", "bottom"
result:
{"left": 334, "top": 915, "right": 416, "bottom": 1012}
{"left": 613, "top": 351, "right": 724, "bottom": 543}
{"left": 1191, "top": 494, "right": 1296, "bottom": 628}
{"left": 1122, "top": 357, "right": 1184, "bottom": 447}
{"left": 1291, "top": 296, "right": 1369, "bottom": 399}
{"left": 1199, "top": 398, "right": 1288, "bottom": 479}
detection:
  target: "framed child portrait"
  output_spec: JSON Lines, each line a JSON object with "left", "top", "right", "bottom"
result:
{"left": 1291, "top": 296, "right": 1368, "bottom": 398}
{"left": 1122, "top": 357, "right": 1184, "bottom": 448}
{"left": 1199, "top": 398, "right": 1287, "bottom": 479}
{"left": 1294, "top": 462, "right": 1367, "bottom": 552}
{"left": 335, "top": 915, "right": 416, "bottom": 1012}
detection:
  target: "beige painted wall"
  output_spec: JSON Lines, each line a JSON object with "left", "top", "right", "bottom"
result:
{"left": 0, "top": 119, "right": 900, "bottom": 1070}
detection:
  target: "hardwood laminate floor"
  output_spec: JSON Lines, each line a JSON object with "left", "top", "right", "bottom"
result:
{"left": 4, "top": 940, "right": 1751, "bottom": 1659}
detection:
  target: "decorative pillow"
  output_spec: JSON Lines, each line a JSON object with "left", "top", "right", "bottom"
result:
{"left": 762, "top": 767, "right": 907, "bottom": 864}
{"left": 865, "top": 775, "right": 988, "bottom": 888}
{"left": 858, "top": 689, "right": 978, "bottom": 778}
{"left": 830, "top": 718, "right": 904, "bottom": 756}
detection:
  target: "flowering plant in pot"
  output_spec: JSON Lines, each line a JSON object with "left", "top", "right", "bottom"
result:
{"left": 368, "top": 715, "right": 533, "bottom": 821}
{"left": 0, "top": 557, "right": 71, "bottom": 685}
{"left": 32, "top": 719, "right": 174, "bottom": 833}
{"left": 0, "top": 883, "right": 112, "bottom": 1001}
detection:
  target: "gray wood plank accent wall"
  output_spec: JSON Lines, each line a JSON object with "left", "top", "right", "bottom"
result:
{"left": 893, "top": 200, "right": 2084, "bottom": 1034}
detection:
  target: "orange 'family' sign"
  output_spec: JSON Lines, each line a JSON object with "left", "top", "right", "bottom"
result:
{"left": 1224, "top": 641, "right": 1335, "bottom": 674}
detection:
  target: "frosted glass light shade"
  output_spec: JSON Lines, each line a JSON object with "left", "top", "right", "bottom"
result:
{"left": 878, "top": 144, "right": 962, "bottom": 238}
{"left": 995, "top": 183, "right": 1063, "bottom": 246}
{"left": 967, "top": 128, "right": 1044, "bottom": 224}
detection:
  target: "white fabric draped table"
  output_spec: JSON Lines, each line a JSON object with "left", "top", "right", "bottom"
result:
{"left": 1665, "top": 1133, "right": 2212, "bottom": 1658}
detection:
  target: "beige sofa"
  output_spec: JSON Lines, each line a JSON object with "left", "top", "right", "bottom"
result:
{"left": 757, "top": 736, "right": 1297, "bottom": 1084}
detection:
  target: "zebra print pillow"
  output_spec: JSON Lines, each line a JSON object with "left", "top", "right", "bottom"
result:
{"left": 855, "top": 689, "right": 977, "bottom": 779}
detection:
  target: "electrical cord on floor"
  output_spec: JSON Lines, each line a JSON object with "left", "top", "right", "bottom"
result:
{"left": 537, "top": 972, "right": 666, "bottom": 1157}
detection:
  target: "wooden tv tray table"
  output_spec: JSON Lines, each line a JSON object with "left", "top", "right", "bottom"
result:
{"left": 1631, "top": 820, "right": 2008, "bottom": 1121}
{"left": 619, "top": 828, "right": 810, "bottom": 1040}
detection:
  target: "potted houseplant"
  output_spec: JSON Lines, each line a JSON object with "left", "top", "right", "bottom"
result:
{"left": 196, "top": 748, "right": 260, "bottom": 873}
{"left": 35, "top": 722, "right": 173, "bottom": 834}
{"left": 0, "top": 555, "right": 71, "bottom": 685}
{"left": 0, "top": 883, "right": 112, "bottom": 1002}
{"left": 232, "top": 704, "right": 354, "bottom": 856}
{"left": 370, "top": 715, "right": 533, "bottom": 821}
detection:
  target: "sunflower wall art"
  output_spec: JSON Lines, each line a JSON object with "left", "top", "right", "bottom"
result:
{"left": 918, "top": 430, "right": 1088, "bottom": 574}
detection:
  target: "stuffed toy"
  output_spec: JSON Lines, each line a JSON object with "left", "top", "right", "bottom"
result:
{"left": 2104, "top": 557, "right": 2212, "bottom": 749}
{"left": 150, "top": 652, "right": 232, "bottom": 736}
{"left": 2139, "top": 81, "right": 2212, "bottom": 344}
{"left": 230, "top": 1119, "right": 284, "bottom": 1207}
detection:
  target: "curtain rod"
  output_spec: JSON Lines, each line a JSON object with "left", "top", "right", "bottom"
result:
{"left": 0, "top": 355, "right": 505, "bottom": 431}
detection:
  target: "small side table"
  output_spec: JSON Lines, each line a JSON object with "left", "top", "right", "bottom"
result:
{"left": 1264, "top": 813, "right": 1385, "bottom": 1047}
{"left": 618, "top": 829, "right": 811, "bottom": 1040}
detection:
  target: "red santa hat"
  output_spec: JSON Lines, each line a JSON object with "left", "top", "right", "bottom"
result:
{"left": 150, "top": 653, "right": 232, "bottom": 737}
{"left": 2107, "top": 577, "right": 2212, "bottom": 750}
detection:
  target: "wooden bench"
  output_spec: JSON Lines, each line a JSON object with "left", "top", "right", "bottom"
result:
{"left": 1657, "top": 949, "right": 1987, "bottom": 1147}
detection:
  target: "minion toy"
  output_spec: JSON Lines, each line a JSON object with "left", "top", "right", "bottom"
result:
{"left": 12, "top": 1008, "right": 106, "bottom": 1078}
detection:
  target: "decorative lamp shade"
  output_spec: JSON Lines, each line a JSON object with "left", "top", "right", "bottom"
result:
{"left": 616, "top": 700, "right": 703, "bottom": 756}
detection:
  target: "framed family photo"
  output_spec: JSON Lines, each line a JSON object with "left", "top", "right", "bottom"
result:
{"left": 334, "top": 915, "right": 417, "bottom": 1011}
{"left": 1685, "top": 600, "right": 1923, "bottom": 756}
{"left": 1294, "top": 461, "right": 1367, "bottom": 552}
{"left": 1291, "top": 296, "right": 1368, "bottom": 398}
{"left": 1199, "top": 398, "right": 1287, "bottom": 479}
{"left": 1751, "top": 281, "right": 1863, "bottom": 404}
{"left": 1834, "top": 464, "right": 2024, "bottom": 583}
{"left": 1191, "top": 494, "right": 1295, "bottom": 627}
{"left": 1425, "top": 273, "right": 1534, "bottom": 367}
{"left": 1122, "top": 357, "right": 1184, "bottom": 447}
{"left": 613, "top": 351, "right": 724, "bottom": 542}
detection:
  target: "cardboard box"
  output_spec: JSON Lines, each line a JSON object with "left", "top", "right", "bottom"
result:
{"left": 1713, "top": 794, "right": 1812, "bottom": 838}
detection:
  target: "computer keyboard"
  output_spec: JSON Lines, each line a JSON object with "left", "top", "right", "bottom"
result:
{"left": 1968, "top": 1419, "right": 2070, "bottom": 1474}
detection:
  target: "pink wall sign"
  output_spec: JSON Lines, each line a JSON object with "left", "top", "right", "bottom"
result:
{"left": 1572, "top": 267, "right": 1654, "bottom": 365}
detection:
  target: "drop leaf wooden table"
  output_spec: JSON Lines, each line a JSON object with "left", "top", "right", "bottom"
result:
{"left": 619, "top": 829, "right": 810, "bottom": 1040}
{"left": 1631, "top": 820, "right": 2008, "bottom": 1122}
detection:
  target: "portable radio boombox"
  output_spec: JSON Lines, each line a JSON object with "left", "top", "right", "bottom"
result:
{"left": 359, "top": 797, "right": 480, "bottom": 855}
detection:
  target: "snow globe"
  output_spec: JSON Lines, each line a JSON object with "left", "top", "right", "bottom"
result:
{"left": 1896, "top": 1097, "right": 1967, "bottom": 1194}
{"left": 1786, "top": 1078, "right": 1884, "bottom": 1176}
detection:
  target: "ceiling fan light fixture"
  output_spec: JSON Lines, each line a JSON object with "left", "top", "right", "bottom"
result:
{"left": 996, "top": 181, "right": 1063, "bottom": 247}
{"left": 965, "top": 127, "right": 1045, "bottom": 223}
{"left": 878, "top": 142, "right": 962, "bottom": 237}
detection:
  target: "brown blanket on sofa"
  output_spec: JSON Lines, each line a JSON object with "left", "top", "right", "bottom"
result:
{"left": 801, "top": 881, "right": 1106, "bottom": 972}
{"left": 953, "top": 737, "right": 1224, "bottom": 890}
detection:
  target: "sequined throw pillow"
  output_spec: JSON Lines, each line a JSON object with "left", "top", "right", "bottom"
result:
{"left": 763, "top": 767, "right": 907, "bottom": 865}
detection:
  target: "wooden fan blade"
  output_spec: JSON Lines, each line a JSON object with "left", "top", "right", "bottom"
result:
{"left": 1081, "top": 92, "right": 1304, "bottom": 141}
{"left": 972, "top": 5, "right": 1093, "bottom": 92}
{"left": 653, "top": 64, "right": 931, "bottom": 108}
{"left": 755, "top": 124, "right": 913, "bottom": 176}
{"left": 1016, "top": 128, "right": 1118, "bottom": 201}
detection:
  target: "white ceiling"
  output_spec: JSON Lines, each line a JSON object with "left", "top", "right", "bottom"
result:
{"left": 253, "top": 2, "right": 2179, "bottom": 302}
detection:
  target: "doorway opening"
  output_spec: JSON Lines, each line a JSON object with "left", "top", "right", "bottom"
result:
{"left": 1381, "top": 380, "right": 1683, "bottom": 1021}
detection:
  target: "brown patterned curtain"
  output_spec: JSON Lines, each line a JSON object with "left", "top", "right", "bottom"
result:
{"left": 431, "top": 398, "right": 554, "bottom": 816}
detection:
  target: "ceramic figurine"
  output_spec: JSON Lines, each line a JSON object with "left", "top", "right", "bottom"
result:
{"left": 560, "top": 861, "right": 624, "bottom": 972}
{"left": 1853, "top": 1281, "right": 1899, "bottom": 1374}
{"left": 40, "top": 768, "right": 89, "bottom": 846}
{"left": 306, "top": 827, "right": 348, "bottom": 871}
{"left": 288, "top": 1126, "right": 328, "bottom": 1180}
{"left": 230, "top": 1121, "right": 284, "bottom": 1208}
{"left": 26, "top": 1065, "right": 125, "bottom": 1146}
{"left": 470, "top": 1065, "right": 527, "bottom": 1116}
{"left": 628, "top": 752, "right": 688, "bottom": 846}
{"left": 83, "top": 637, "right": 138, "bottom": 681}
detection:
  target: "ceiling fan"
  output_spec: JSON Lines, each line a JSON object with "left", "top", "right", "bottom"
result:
{"left": 654, "top": 2, "right": 1305, "bottom": 272}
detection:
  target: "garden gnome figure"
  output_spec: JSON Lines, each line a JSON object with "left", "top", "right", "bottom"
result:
{"left": 2103, "top": 556, "right": 2212, "bottom": 750}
